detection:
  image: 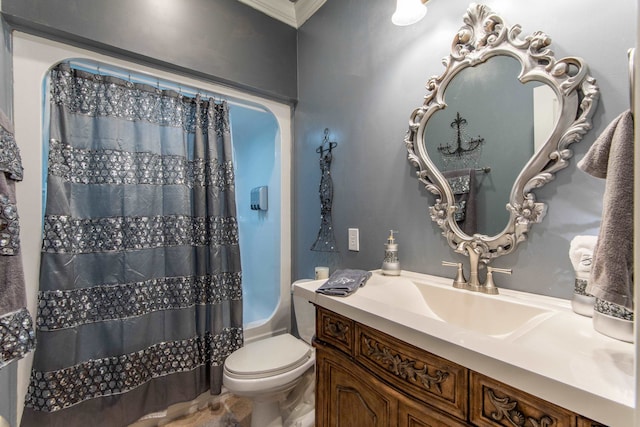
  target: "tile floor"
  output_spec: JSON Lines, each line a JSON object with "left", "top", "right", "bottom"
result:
{"left": 163, "top": 395, "right": 252, "bottom": 427}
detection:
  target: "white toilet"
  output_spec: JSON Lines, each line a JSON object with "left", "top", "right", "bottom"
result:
{"left": 223, "top": 280, "right": 316, "bottom": 427}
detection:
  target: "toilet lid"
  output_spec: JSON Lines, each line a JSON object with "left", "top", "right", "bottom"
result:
{"left": 225, "top": 334, "right": 313, "bottom": 378}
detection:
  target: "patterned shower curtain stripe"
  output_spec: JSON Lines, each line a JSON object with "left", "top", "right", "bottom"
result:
{"left": 46, "top": 139, "right": 236, "bottom": 189}
{"left": 35, "top": 272, "right": 242, "bottom": 331}
{"left": 41, "top": 215, "right": 240, "bottom": 252}
{"left": 24, "top": 329, "right": 243, "bottom": 413}
{"left": 21, "top": 64, "right": 243, "bottom": 427}
{"left": 51, "top": 68, "right": 200, "bottom": 129}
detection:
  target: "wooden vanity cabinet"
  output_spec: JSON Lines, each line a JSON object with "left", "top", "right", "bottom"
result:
{"left": 316, "top": 343, "right": 468, "bottom": 427}
{"left": 314, "top": 306, "right": 608, "bottom": 427}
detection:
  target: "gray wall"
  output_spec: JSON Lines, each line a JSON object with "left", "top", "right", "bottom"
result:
{"left": 294, "top": 0, "right": 635, "bottom": 299}
{"left": 1, "top": 0, "right": 298, "bottom": 103}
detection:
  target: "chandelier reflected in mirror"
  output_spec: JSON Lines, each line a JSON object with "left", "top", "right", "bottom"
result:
{"left": 437, "top": 112, "right": 485, "bottom": 171}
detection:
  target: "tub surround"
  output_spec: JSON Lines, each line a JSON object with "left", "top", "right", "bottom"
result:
{"left": 294, "top": 270, "right": 634, "bottom": 426}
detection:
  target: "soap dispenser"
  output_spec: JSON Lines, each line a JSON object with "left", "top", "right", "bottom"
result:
{"left": 381, "top": 230, "right": 401, "bottom": 276}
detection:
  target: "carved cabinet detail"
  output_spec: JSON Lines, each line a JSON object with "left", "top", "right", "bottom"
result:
{"left": 314, "top": 306, "right": 609, "bottom": 427}
{"left": 355, "top": 323, "right": 468, "bottom": 420}
{"left": 316, "top": 307, "right": 354, "bottom": 355}
{"left": 470, "top": 372, "right": 575, "bottom": 427}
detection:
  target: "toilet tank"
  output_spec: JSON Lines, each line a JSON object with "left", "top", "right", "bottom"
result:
{"left": 292, "top": 279, "right": 316, "bottom": 344}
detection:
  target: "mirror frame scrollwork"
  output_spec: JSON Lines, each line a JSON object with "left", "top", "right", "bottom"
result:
{"left": 405, "top": 3, "right": 599, "bottom": 264}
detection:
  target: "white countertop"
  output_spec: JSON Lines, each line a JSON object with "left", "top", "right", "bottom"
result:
{"left": 294, "top": 270, "right": 635, "bottom": 426}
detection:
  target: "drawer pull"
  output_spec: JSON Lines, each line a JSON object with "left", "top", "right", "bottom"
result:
{"left": 487, "top": 388, "right": 554, "bottom": 427}
{"left": 363, "top": 336, "right": 449, "bottom": 393}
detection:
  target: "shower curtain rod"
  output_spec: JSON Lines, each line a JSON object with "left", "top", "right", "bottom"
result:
{"left": 66, "top": 59, "right": 267, "bottom": 113}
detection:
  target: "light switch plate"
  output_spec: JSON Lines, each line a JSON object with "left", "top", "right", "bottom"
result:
{"left": 348, "top": 228, "right": 359, "bottom": 251}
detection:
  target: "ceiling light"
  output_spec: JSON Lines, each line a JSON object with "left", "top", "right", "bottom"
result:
{"left": 392, "top": 0, "right": 428, "bottom": 26}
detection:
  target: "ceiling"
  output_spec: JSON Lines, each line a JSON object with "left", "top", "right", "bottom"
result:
{"left": 238, "top": 0, "right": 326, "bottom": 28}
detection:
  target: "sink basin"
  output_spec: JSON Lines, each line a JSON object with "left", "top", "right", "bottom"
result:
{"left": 411, "top": 278, "right": 554, "bottom": 337}
{"left": 354, "top": 272, "right": 556, "bottom": 339}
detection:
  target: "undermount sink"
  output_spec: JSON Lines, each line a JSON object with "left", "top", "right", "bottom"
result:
{"left": 410, "top": 277, "right": 555, "bottom": 337}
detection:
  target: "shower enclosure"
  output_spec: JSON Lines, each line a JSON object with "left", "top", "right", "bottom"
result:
{"left": 231, "top": 107, "right": 282, "bottom": 326}
{"left": 12, "top": 31, "right": 291, "bottom": 425}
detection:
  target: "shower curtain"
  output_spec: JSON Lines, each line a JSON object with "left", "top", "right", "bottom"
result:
{"left": 21, "top": 64, "right": 243, "bottom": 427}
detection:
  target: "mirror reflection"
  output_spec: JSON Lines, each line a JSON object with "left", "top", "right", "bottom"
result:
{"left": 423, "top": 56, "right": 558, "bottom": 237}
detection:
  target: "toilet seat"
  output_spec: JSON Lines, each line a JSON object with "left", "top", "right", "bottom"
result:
{"left": 224, "top": 334, "right": 313, "bottom": 379}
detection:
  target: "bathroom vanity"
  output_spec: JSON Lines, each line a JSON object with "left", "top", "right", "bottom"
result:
{"left": 293, "top": 271, "right": 634, "bottom": 426}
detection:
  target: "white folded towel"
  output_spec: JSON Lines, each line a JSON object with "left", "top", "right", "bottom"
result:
{"left": 569, "top": 235, "right": 597, "bottom": 279}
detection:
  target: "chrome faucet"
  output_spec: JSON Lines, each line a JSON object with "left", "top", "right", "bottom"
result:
{"left": 442, "top": 245, "right": 511, "bottom": 294}
{"left": 465, "top": 245, "right": 482, "bottom": 292}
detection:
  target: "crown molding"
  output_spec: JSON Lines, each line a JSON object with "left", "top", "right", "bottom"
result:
{"left": 238, "top": 0, "right": 325, "bottom": 28}
{"left": 293, "top": 0, "right": 326, "bottom": 27}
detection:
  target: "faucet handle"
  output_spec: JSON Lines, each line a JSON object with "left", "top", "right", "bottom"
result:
{"left": 483, "top": 267, "right": 512, "bottom": 295}
{"left": 442, "top": 261, "right": 468, "bottom": 289}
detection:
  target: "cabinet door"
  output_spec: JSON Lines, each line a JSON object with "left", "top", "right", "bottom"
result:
{"left": 470, "top": 372, "right": 577, "bottom": 427}
{"left": 316, "top": 343, "right": 398, "bottom": 427}
{"left": 399, "top": 398, "right": 470, "bottom": 427}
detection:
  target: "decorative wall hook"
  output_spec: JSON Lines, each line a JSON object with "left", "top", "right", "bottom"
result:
{"left": 316, "top": 128, "right": 338, "bottom": 155}
{"left": 311, "top": 128, "right": 339, "bottom": 252}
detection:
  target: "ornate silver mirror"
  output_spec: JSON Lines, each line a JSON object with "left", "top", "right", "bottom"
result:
{"left": 405, "top": 3, "right": 599, "bottom": 265}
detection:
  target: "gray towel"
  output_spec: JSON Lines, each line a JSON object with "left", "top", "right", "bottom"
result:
{"left": 577, "top": 110, "right": 634, "bottom": 310}
{"left": 443, "top": 168, "right": 477, "bottom": 235}
{"left": 0, "top": 108, "right": 35, "bottom": 367}
{"left": 315, "top": 269, "right": 372, "bottom": 297}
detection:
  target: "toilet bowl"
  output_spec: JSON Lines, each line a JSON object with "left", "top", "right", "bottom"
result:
{"left": 223, "top": 280, "right": 316, "bottom": 427}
